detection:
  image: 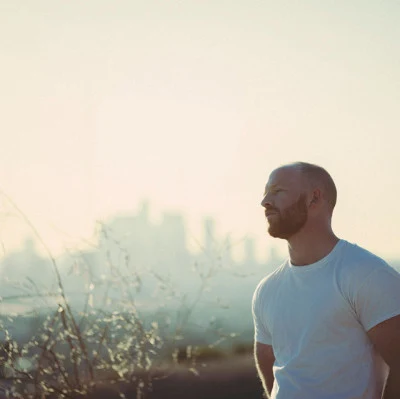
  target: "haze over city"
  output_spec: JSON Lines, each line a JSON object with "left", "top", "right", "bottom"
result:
{"left": 1, "top": 0, "right": 400, "bottom": 262}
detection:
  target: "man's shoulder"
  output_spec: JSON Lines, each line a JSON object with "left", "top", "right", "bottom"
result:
{"left": 254, "top": 260, "right": 288, "bottom": 294}
{"left": 339, "top": 240, "right": 396, "bottom": 281}
{"left": 342, "top": 240, "right": 389, "bottom": 270}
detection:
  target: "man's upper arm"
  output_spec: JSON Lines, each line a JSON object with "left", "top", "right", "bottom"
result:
{"left": 367, "top": 314, "right": 400, "bottom": 369}
{"left": 252, "top": 280, "right": 273, "bottom": 345}
{"left": 355, "top": 263, "right": 400, "bottom": 368}
{"left": 354, "top": 264, "right": 400, "bottom": 332}
{"left": 255, "top": 341, "right": 275, "bottom": 372}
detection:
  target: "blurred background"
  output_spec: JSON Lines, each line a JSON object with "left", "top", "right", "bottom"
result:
{"left": 0, "top": 1, "right": 399, "bottom": 397}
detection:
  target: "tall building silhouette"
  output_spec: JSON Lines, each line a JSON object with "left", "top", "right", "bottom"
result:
{"left": 203, "top": 218, "right": 215, "bottom": 255}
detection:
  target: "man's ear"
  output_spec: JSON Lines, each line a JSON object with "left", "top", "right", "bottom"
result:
{"left": 309, "top": 189, "right": 321, "bottom": 206}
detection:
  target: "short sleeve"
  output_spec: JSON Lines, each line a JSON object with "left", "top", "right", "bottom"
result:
{"left": 252, "top": 284, "right": 273, "bottom": 345}
{"left": 355, "top": 264, "right": 400, "bottom": 331}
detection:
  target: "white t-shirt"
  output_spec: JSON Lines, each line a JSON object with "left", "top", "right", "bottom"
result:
{"left": 252, "top": 239, "right": 400, "bottom": 399}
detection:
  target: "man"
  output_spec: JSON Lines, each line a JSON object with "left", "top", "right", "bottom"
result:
{"left": 252, "top": 161, "right": 400, "bottom": 399}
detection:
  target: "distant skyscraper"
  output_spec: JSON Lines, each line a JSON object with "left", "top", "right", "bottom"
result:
{"left": 222, "top": 234, "right": 233, "bottom": 266}
{"left": 204, "top": 218, "right": 215, "bottom": 255}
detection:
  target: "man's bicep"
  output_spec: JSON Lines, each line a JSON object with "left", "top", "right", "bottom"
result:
{"left": 355, "top": 266, "right": 400, "bottom": 332}
{"left": 252, "top": 284, "right": 273, "bottom": 345}
{"left": 255, "top": 341, "right": 275, "bottom": 369}
{"left": 367, "top": 314, "right": 400, "bottom": 369}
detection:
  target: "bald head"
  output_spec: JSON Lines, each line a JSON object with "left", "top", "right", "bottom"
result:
{"left": 282, "top": 162, "right": 337, "bottom": 211}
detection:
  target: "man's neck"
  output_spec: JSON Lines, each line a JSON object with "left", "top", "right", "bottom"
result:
{"left": 287, "top": 228, "right": 339, "bottom": 266}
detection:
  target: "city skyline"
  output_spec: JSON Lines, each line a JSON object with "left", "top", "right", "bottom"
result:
{"left": 1, "top": 199, "right": 282, "bottom": 266}
{"left": 0, "top": 201, "right": 282, "bottom": 322}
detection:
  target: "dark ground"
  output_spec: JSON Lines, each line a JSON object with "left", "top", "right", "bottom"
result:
{"left": 88, "top": 354, "right": 264, "bottom": 399}
{"left": 0, "top": 354, "right": 263, "bottom": 399}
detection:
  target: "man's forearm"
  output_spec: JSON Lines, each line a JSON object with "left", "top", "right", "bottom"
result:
{"left": 264, "top": 377, "right": 274, "bottom": 398}
{"left": 265, "top": 373, "right": 274, "bottom": 398}
{"left": 254, "top": 342, "right": 275, "bottom": 398}
{"left": 256, "top": 365, "right": 274, "bottom": 398}
{"left": 382, "top": 367, "right": 400, "bottom": 398}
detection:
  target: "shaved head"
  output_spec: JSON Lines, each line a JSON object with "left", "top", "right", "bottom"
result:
{"left": 284, "top": 162, "right": 337, "bottom": 211}
{"left": 261, "top": 162, "right": 337, "bottom": 239}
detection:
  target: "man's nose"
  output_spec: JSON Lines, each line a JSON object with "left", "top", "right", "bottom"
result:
{"left": 261, "top": 194, "right": 271, "bottom": 208}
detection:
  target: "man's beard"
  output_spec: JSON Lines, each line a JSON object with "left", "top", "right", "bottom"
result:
{"left": 267, "top": 194, "right": 308, "bottom": 239}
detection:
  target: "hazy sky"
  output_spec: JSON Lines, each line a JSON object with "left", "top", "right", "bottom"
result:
{"left": 1, "top": 1, "right": 400, "bottom": 261}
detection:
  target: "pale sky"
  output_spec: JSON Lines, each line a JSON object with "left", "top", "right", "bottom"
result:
{"left": 1, "top": 1, "right": 400, "bottom": 261}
